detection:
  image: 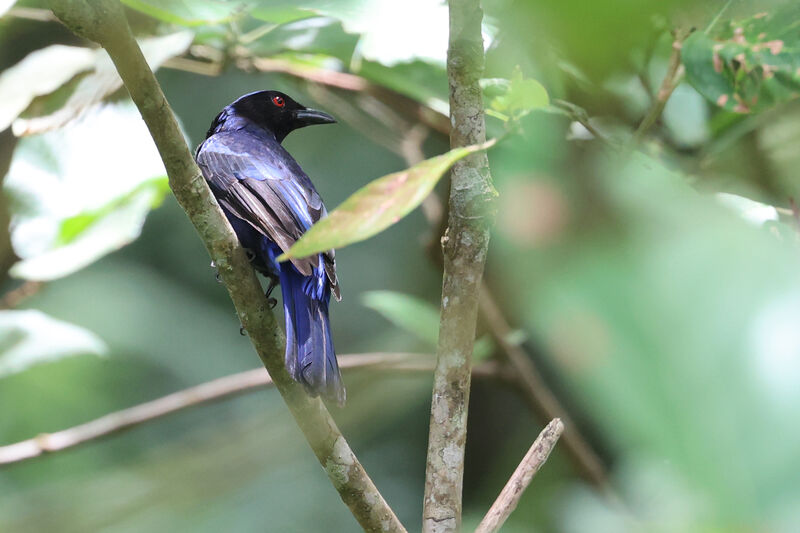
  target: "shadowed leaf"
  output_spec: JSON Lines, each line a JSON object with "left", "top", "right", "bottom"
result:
{"left": 278, "top": 140, "right": 495, "bottom": 261}
{"left": 362, "top": 290, "right": 494, "bottom": 360}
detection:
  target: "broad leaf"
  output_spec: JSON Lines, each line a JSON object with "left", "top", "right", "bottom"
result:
{"left": 278, "top": 140, "right": 494, "bottom": 261}
{"left": 0, "top": 0, "right": 15, "bottom": 17}
{"left": 0, "top": 310, "right": 107, "bottom": 379}
{"left": 488, "top": 66, "right": 550, "bottom": 120}
{"left": 362, "top": 290, "right": 494, "bottom": 360}
{"left": 13, "top": 32, "right": 193, "bottom": 136}
{"left": 5, "top": 102, "right": 169, "bottom": 281}
{"left": 362, "top": 290, "right": 439, "bottom": 347}
{"left": 683, "top": 7, "right": 800, "bottom": 113}
{"left": 121, "top": 0, "right": 247, "bottom": 26}
{"left": 0, "top": 45, "right": 95, "bottom": 132}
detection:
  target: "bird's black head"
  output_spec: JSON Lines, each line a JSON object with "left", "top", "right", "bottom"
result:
{"left": 227, "top": 90, "right": 336, "bottom": 142}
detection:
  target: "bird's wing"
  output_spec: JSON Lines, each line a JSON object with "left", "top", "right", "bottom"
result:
{"left": 196, "top": 131, "right": 340, "bottom": 298}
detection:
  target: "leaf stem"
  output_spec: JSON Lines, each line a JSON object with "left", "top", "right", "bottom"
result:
{"left": 631, "top": 29, "right": 689, "bottom": 144}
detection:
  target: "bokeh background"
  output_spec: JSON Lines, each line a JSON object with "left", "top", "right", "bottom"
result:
{"left": 2, "top": 0, "right": 800, "bottom": 531}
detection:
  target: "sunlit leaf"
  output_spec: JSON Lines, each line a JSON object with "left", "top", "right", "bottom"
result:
{"left": 683, "top": 7, "right": 800, "bottom": 113}
{"left": 0, "top": 310, "right": 107, "bottom": 379}
{"left": 0, "top": 0, "right": 16, "bottom": 18}
{"left": 5, "top": 102, "right": 169, "bottom": 281}
{"left": 250, "top": 4, "right": 316, "bottom": 24}
{"left": 121, "top": 0, "right": 247, "bottom": 26}
{"left": 715, "top": 192, "right": 779, "bottom": 226}
{"left": 489, "top": 66, "right": 550, "bottom": 119}
{"left": 362, "top": 290, "right": 494, "bottom": 360}
{"left": 13, "top": 32, "right": 193, "bottom": 136}
{"left": 278, "top": 140, "right": 494, "bottom": 261}
{"left": 0, "top": 45, "right": 95, "bottom": 132}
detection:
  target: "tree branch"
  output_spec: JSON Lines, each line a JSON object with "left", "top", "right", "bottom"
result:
{"left": 0, "top": 353, "right": 444, "bottom": 467}
{"left": 47, "top": 1, "right": 404, "bottom": 531}
{"left": 632, "top": 30, "right": 688, "bottom": 144}
{"left": 0, "top": 354, "right": 507, "bottom": 467}
{"left": 474, "top": 419, "right": 564, "bottom": 533}
{"left": 423, "top": 1, "right": 496, "bottom": 531}
{"left": 477, "top": 286, "right": 608, "bottom": 487}
{"left": 312, "top": 62, "right": 610, "bottom": 492}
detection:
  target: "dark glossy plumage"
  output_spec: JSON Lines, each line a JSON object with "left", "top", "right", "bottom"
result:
{"left": 195, "top": 90, "right": 344, "bottom": 405}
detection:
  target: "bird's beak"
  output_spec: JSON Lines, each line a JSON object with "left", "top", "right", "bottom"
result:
{"left": 294, "top": 108, "right": 337, "bottom": 125}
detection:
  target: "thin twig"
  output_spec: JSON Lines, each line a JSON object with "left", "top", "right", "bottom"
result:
{"left": 704, "top": 0, "right": 734, "bottom": 35}
{"left": 632, "top": 30, "right": 688, "bottom": 144}
{"left": 552, "top": 99, "right": 614, "bottom": 147}
{"left": 422, "top": 1, "right": 496, "bottom": 531}
{"left": 0, "top": 353, "right": 418, "bottom": 466}
{"left": 0, "top": 281, "right": 44, "bottom": 309}
{"left": 0, "top": 354, "right": 507, "bottom": 467}
{"left": 47, "top": 2, "right": 405, "bottom": 531}
{"left": 474, "top": 419, "right": 564, "bottom": 533}
{"left": 478, "top": 286, "right": 608, "bottom": 488}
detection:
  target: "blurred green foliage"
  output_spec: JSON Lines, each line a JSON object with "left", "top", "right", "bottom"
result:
{"left": 1, "top": 0, "right": 800, "bottom": 532}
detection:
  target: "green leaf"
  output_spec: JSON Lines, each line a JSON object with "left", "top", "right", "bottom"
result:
{"left": 121, "top": 0, "right": 247, "bottom": 26}
{"left": 358, "top": 59, "right": 449, "bottom": 114}
{"left": 13, "top": 32, "right": 193, "bottom": 136}
{"left": 682, "top": 7, "right": 800, "bottom": 113}
{"left": 362, "top": 291, "right": 439, "bottom": 347}
{"left": 278, "top": 139, "right": 495, "bottom": 261}
{"left": 0, "top": 310, "right": 107, "bottom": 379}
{"left": 250, "top": 5, "right": 316, "bottom": 24}
{"left": 5, "top": 102, "right": 170, "bottom": 281}
{"left": 0, "top": 45, "right": 95, "bottom": 132}
{"left": 489, "top": 66, "right": 550, "bottom": 119}
{"left": 362, "top": 290, "right": 494, "bottom": 360}
{"left": 57, "top": 176, "right": 170, "bottom": 245}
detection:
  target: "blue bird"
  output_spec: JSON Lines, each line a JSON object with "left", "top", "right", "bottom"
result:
{"left": 195, "top": 90, "right": 345, "bottom": 405}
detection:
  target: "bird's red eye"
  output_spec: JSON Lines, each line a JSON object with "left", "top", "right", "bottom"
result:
{"left": 272, "top": 96, "right": 285, "bottom": 108}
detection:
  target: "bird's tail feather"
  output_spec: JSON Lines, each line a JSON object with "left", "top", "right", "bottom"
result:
{"left": 280, "top": 265, "right": 345, "bottom": 406}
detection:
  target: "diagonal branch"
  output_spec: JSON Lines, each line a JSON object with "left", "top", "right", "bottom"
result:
{"left": 0, "top": 355, "right": 509, "bottom": 468}
{"left": 423, "top": 1, "right": 497, "bottom": 531}
{"left": 47, "top": 1, "right": 404, "bottom": 531}
{"left": 0, "top": 353, "right": 428, "bottom": 467}
{"left": 632, "top": 29, "right": 688, "bottom": 144}
{"left": 474, "top": 419, "right": 564, "bottom": 533}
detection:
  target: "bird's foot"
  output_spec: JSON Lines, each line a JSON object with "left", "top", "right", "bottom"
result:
{"left": 210, "top": 260, "right": 222, "bottom": 283}
{"left": 265, "top": 276, "right": 279, "bottom": 308}
{"left": 265, "top": 275, "right": 279, "bottom": 299}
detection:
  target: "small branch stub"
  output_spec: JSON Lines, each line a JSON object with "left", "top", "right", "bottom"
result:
{"left": 475, "top": 419, "right": 564, "bottom": 533}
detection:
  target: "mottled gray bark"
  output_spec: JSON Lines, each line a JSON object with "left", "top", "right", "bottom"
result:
{"left": 422, "top": 0, "right": 496, "bottom": 531}
{"left": 47, "top": 1, "right": 404, "bottom": 531}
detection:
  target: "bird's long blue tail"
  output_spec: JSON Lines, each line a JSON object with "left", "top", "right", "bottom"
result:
{"left": 279, "top": 263, "right": 345, "bottom": 406}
